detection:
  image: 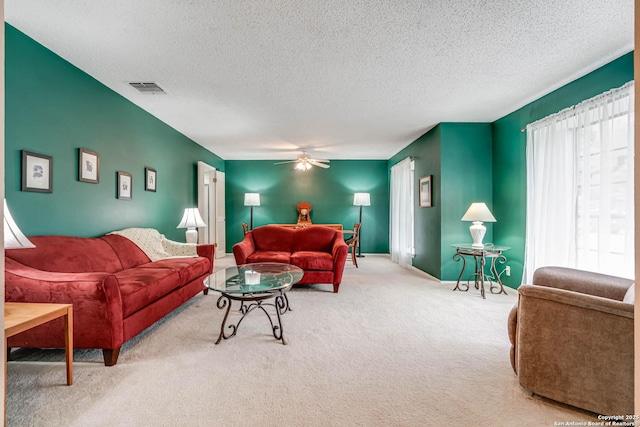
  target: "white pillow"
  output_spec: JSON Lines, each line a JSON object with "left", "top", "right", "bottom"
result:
{"left": 623, "top": 283, "right": 635, "bottom": 304}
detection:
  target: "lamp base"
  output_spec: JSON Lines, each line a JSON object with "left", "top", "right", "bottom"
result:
{"left": 469, "top": 221, "right": 486, "bottom": 248}
{"left": 185, "top": 228, "right": 198, "bottom": 244}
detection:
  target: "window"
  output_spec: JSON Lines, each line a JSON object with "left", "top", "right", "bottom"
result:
{"left": 524, "top": 82, "right": 634, "bottom": 282}
{"left": 390, "top": 157, "right": 415, "bottom": 267}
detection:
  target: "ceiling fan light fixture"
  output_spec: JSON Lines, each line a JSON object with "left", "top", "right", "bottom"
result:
{"left": 275, "top": 152, "right": 328, "bottom": 171}
{"left": 294, "top": 159, "right": 313, "bottom": 171}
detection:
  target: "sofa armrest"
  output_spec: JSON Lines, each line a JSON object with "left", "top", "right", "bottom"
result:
{"left": 532, "top": 266, "right": 632, "bottom": 301}
{"left": 507, "top": 304, "right": 518, "bottom": 373}
{"left": 232, "top": 232, "right": 256, "bottom": 266}
{"left": 514, "top": 283, "right": 633, "bottom": 415}
{"left": 519, "top": 284, "right": 634, "bottom": 318}
{"left": 5, "top": 258, "right": 124, "bottom": 348}
{"left": 196, "top": 244, "right": 215, "bottom": 274}
{"left": 330, "top": 234, "right": 348, "bottom": 285}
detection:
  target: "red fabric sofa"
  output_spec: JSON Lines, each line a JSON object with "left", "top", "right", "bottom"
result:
{"left": 5, "top": 234, "right": 214, "bottom": 366}
{"left": 232, "top": 225, "right": 348, "bottom": 293}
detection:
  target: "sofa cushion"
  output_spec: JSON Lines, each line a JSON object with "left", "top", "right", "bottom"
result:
{"left": 6, "top": 235, "right": 124, "bottom": 273}
{"left": 247, "top": 251, "right": 291, "bottom": 264}
{"left": 100, "top": 234, "right": 152, "bottom": 269}
{"left": 291, "top": 227, "right": 336, "bottom": 253}
{"left": 252, "top": 226, "right": 294, "bottom": 252}
{"left": 291, "top": 251, "right": 334, "bottom": 271}
{"left": 138, "top": 257, "right": 210, "bottom": 284}
{"left": 115, "top": 267, "right": 182, "bottom": 317}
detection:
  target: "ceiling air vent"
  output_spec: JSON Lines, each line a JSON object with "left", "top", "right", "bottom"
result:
{"left": 128, "top": 82, "right": 166, "bottom": 95}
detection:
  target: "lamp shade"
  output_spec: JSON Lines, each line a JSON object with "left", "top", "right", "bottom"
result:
{"left": 461, "top": 203, "right": 496, "bottom": 222}
{"left": 4, "top": 200, "right": 35, "bottom": 249}
{"left": 353, "top": 193, "right": 371, "bottom": 206}
{"left": 244, "top": 193, "right": 261, "bottom": 206}
{"left": 177, "top": 208, "right": 207, "bottom": 229}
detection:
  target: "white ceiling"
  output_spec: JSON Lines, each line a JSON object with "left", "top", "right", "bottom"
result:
{"left": 5, "top": 1, "right": 634, "bottom": 161}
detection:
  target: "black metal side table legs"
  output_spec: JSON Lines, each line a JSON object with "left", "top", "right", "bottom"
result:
{"left": 452, "top": 247, "right": 509, "bottom": 299}
{"left": 215, "top": 290, "right": 290, "bottom": 345}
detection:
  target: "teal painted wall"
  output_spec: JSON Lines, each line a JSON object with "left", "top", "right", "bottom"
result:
{"left": 492, "top": 52, "right": 634, "bottom": 288}
{"left": 225, "top": 160, "right": 389, "bottom": 253}
{"left": 5, "top": 24, "right": 224, "bottom": 241}
{"left": 388, "top": 123, "right": 492, "bottom": 281}
{"left": 441, "top": 123, "right": 493, "bottom": 280}
{"left": 389, "top": 125, "right": 442, "bottom": 278}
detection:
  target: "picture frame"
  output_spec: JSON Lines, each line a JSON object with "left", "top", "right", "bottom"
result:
{"left": 419, "top": 175, "right": 432, "bottom": 207}
{"left": 145, "top": 167, "right": 157, "bottom": 192}
{"left": 78, "top": 148, "right": 100, "bottom": 183}
{"left": 22, "top": 150, "right": 53, "bottom": 193}
{"left": 117, "top": 171, "right": 133, "bottom": 200}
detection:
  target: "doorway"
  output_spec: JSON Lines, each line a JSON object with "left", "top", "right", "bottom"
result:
{"left": 197, "top": 161, "right": 226, "bottom": 258}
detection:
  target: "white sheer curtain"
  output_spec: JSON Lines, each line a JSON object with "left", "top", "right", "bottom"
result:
{"left": 524, "top": 81, "right": 634, "bottom": 283}
{"left": 390, "top": 157, "right": 414, "bottom": 268}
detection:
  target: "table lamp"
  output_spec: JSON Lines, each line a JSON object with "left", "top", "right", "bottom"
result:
{"left": 177, "top": 207, "right": 207, "bottom": 243}
{"left": 461, "top": 202, "right": 496, "bottom": 248}
{"left": 4, "top": 200, "right": 35, "bottom": 249}
{"left": 353, "top": 192, "right": 370, "bottom": 257}
{"left": 244, "top": 193, "right": 260, "bottom": 230}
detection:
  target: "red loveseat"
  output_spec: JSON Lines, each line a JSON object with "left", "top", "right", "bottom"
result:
{"left": 5, "top": 234, "right": 214, "bottom": 366}
{"left": 232, "top": 225, "right": 348, "bottom": 293}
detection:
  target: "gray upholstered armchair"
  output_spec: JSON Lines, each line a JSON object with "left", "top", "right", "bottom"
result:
{"left": 508, "top": 266, "right": 634, "bottom": 415}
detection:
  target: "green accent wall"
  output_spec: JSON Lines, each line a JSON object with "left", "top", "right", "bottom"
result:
{"left": 5, "top": 24, "right": 224, "bottom": 241}
{"left": 225, "top": 160, "right": 389, "bottom": 253}
{"left": 440, "top": 123, "right": 493, "bottom": 280}
{"left": 389, "top": 125, "right": 442, "bottom": 277}
{"left": 388, "top": 123, "right": 492, "bottom": 280}
{"left": 492, "top": 52, "right": 634, "bottom": 288}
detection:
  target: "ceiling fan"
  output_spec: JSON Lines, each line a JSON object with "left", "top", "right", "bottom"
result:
{"left": 274, "top": 153, "right": 330, "bottom": 171}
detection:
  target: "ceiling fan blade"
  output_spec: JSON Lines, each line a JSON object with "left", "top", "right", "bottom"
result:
{"left": 273, "top": 160, "right": 298, "bottom": 165}
{"left": 310, "top": 158, "right": 330, "bottom": 163}
{"left": 309, "top": 160, "right": 330, "bottom": 168}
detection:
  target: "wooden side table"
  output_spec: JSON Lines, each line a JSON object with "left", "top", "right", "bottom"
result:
{"left": 4, "top": 302, "right": 73, "bottom": 423}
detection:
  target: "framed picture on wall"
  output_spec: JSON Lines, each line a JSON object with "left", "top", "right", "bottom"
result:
{"left": 419, "top": 175, "right": 432, "bottom": 207}
{"left": 117, "top": 171, "right": 132, "bottom": 200}
{"left": 22, "top": 150, "right": 53, "bottom": 193}
{"left": 78, "top": 148, "right": 100, "bottom": 183}
{"left": 145, "top": 167, "right": 157, "bottom": 192}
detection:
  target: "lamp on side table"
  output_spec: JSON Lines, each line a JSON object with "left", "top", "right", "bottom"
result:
{"left": 177, "top": 207, "right": 207, "bottom": 243}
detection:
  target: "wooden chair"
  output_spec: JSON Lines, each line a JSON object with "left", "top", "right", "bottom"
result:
{"left": 344, "top": 223, "right": 361, "bottom": 268}
{"left": 241, "top": 223, "right": 249, "bottom": 235}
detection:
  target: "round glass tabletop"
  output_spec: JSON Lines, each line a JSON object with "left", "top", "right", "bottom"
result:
{"left": 451, "top": 243, "right": 511, "bottom": 251}
{"left": 206, "top": 262, "right": 304, "bottom": 294}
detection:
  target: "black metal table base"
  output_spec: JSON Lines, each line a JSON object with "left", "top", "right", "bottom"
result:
{"left": 452, "top": 251, "right": 508, "bottom": 299}
{"left": 215, "top": 289, "right": 291, "bottom": 345}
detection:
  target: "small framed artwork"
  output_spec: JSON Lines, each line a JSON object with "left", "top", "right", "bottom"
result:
{"left": 419, "top": 175, "right": 432, "bottom": 207}
{"left": 117, "top": 171, "right": 133, "bottom": 200}
{"left": 78, "top": 148, "right": 100, "bottom": 183}
{"left": 22, "top": 150, "right": 53, "bottom": 193}
{"left": 145, "top": 167, "right": 157, "bottom": 192}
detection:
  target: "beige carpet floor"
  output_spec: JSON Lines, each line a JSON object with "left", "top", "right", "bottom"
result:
{"left": 6, "top": 255, "right": 597, "bottom": 426}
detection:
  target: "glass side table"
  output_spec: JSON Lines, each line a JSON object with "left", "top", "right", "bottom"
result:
{"left": 451, "top": 243, "right": 510, "bottom": 299}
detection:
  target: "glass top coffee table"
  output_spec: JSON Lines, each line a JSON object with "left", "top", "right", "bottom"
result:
{"left": 206, "top": 262, "right": 304, "bottom": 345}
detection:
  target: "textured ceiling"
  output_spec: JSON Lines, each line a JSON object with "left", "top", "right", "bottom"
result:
{"left": 5, "top": 1, "right": 634, "bottom": 161}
